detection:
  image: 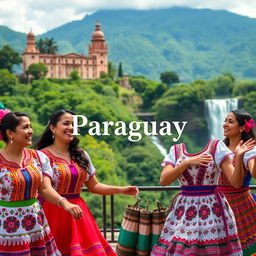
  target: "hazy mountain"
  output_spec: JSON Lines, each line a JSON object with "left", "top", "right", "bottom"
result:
{"left": 1, "top": 7, "right": 256, "bottom": 81}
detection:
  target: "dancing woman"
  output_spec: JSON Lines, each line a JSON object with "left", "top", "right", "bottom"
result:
{"left": 219, "top": 109, "right": 256, "bottom": 255}
{"left": 151, "top": 137, "right": 254, "bottom": 255}
{"left": 36, "top": 109, "right": 139, "bottom": 256}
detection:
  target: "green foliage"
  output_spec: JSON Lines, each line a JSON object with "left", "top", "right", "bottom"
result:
{"left": 129, "top": 77, "right": 148, "bottom": 93}
{"left": 154, "top": 82, "right": 214, "bottom": 147}
{"left": 243, "top": 91, "right": 256, "bottom": 118}
{"left": 69, "top": 70, "right": 80, "bottom": 81}
{"left": 107, "top": 61, "right": 117, "bottom": 79}
{"left": 120, "top": 140, "right": 163, "bottom": 186}
{"left": 154, "top": 82, "right": 214, "bottom": 120}
{"left": 27, "top": 63, "right": 48, "bottom": 80}
{"left": 0, "top": 45, "right": 22, "bottom": 72}
{"left": 0, "top": 69, "right": 17, "bottom": 95}
{"left": 208, "top": 74, "right": 235, "bottom": 96}
{"left": 160, "top": 71, "right": 180, "bottom": 86}
{"left": 118, "top": 62, "right": 123, "bottom": 77}
{"left": 233, "top": 80, "right": 256, "bottom": 96}
{"left": 129, "top": 77, "right": 168, "bottom": 110}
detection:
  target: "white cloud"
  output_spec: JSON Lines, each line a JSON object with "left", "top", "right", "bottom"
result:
{"left": 0, "top": 0, "right": 255, "bottom": 34}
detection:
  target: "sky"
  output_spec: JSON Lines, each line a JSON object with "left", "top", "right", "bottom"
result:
{"left": 0, "top": 0, "right": 255, "bottom": 34}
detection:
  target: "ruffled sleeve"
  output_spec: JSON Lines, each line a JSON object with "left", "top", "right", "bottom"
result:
{"left": 214, "top": 141, "right": 232, "bottom": 170}
{"left": 243, "top": 148, "right": 256, "bottom": 169}
{"left": 36, "top": 150, "right": 53, "bottom": 180}
{"left": 84, "top": 151, "right": 96, "bottom": 180}
{"left": 160, "top": 145, "right": 176, "bottom": 167}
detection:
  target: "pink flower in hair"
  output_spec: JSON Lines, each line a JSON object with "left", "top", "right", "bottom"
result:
{"left": 0, "top": 109, "right": 11, "bottom": 122}
{"left": 0, "top": 109, "right": 11, "bottom": 141}
{"left": 244, "top": 119, "right": 256, "bottom": 133}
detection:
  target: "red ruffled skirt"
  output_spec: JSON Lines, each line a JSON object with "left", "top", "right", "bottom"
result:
{"left": 42, "top": 196, "right": 116, "bottom": 256}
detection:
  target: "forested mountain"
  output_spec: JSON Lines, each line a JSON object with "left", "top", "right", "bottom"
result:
{"left": 1, "top": 7, "right": 256, "bottom": 81}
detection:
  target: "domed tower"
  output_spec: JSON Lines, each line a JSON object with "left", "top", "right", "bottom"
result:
{"left": 25, "top": 31, "right": 39, "bottom": 53}
{"left": 89, "top": 22, "right": 108, "bottom": 77}
{"left": 22, "top": 30, "right": 40, "bottom": 74}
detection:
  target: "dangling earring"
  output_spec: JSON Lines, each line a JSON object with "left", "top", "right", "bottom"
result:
{"left": 52, "top": 133, "right": 55, "bottom": 140}
{"left": 10, "top": 137, "right": 13, "bottom": 144}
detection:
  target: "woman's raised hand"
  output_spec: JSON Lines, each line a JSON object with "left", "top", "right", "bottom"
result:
{"left": 235, "top": 139, "right": 256, "bottom": 156}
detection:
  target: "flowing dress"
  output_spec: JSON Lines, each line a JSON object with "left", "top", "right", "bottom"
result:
{"left": 40, "top": 149, "right": 116, "bottom": 256}
{"left": 0, "top": 148, "right": 60, "bottom": 255}
{"left": 151, "top": 140, "right": 242, "bottom": 256}
{"left": 219, "top": 148, "right": 256, "bottom": 255}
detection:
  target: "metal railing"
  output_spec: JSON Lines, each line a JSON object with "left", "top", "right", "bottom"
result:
{"left": 82, "top": 185, "right": 256, "bottom": 243}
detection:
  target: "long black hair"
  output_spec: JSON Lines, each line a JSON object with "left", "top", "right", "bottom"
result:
{"left": 223, "top": 109, "right": 256, "bottom": 146}
{"left": 0, "top": 112, "right": 29, "bottom": 143}
{"left": 35, "top": 109, "right": 90, "bottom": 172}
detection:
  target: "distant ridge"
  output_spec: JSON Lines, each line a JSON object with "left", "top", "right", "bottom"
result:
{"left": 1, "top": 7, "right": 256, "bottom": 81}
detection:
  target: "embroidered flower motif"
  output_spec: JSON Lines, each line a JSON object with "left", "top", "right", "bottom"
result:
{"left": 212, "top": 202, "right": 221, "bottom": 217}
{"left": 199, "top": 205, "right": 210, "bottom": 220}
{"left": 175, "top": 205, "right": 185, "bottom": 220}
{"left": 37, "top": 211, "right": 44, "bottom": 226}
{"left": 3, "top": 216, "right": 20, "bottom": 233}
{"left": 185, "top": 206, "right": 197, "bottom": 221}
{"left": 1, "top": 187, "right": 8, "bottom": 195}
{"left": 22, "top": 214, "right": 36, "bottom": 231}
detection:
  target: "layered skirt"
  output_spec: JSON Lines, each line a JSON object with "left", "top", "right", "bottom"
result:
{"left": 219, "top": 186, "right": 256, "bottom": 256}
{"left": 151, "top": 186, "right": 242, "bottom": 256}
{"left": 42, "top": 194, "right": 116, "bottom": 256}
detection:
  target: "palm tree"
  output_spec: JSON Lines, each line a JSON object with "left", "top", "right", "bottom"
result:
{"left": 36, "top": 38, "right": 45, "bottom": 53}
{"left": 45, "top": 38, "right": 58, "bottom": 54}
{"left": 36, "top": 37, "right": 58, "bottom": 54}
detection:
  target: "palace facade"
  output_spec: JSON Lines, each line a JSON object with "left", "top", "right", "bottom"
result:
{"left": 22, "top": 23, "right": 108, "bottom": 79}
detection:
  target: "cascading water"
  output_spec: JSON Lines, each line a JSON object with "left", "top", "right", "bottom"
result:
{"left": 150, "top": 136, "right": 168, "bottom": 156}
{"left": 205, "top": 98, "right": 238, "bottom": 140}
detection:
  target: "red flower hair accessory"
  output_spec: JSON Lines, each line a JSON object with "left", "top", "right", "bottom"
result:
{"left": 244, "top": 119, "right": 256, "bottom": 133}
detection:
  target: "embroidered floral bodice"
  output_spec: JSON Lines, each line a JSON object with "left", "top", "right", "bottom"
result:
{"left": 41, "top": 150, "right": 95, "bottom": 194}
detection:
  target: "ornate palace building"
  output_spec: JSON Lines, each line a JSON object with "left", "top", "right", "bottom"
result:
{"left": 22, "top": 23, "right": 108, "bottom": 79}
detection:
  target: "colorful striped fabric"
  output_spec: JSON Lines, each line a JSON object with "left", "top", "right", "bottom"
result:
{"left": 0, "top": 149, "right": 60, "bottom": 255}
{"left": 219, "top": 183, "right": 256, "bottom": 256}
{"left": 116, "top": 203, "right": 141, "bottom": 256}
{"left": 116, "top": 200, "right": 168, "bottom": 256}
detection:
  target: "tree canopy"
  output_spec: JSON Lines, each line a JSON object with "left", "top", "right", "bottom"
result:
{"left": 160, "top": 71, "right": 180, "bottom": 86}
{"left": 0, "top": 45, "right": 22, "bottom": 73}
{"left": 26, "top": 63, "right": 48, "bottom": 80}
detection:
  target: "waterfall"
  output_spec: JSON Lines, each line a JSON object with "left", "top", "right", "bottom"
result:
{"left": 205, "top": 98, "right": 238, "bottom": 140}
{"left": 150, "top": 136, "right": 168, "bottom": 156}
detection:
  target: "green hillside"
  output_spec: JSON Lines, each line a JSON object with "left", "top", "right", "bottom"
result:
{"left": 1, "top": 7, "right": 256, "bottom": 81}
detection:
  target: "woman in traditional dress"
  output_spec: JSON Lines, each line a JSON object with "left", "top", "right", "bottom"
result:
{"left": 150, "top": 136, "right": 254, "bottom": 256}
{"left": 35, "top": 109, "right": 139, "bottom": 256}
{"left": 0, "top": 105, "right": 82, "bottom": 255}
{"left": 219, "top": 109, "right": 256, "bottom": 255}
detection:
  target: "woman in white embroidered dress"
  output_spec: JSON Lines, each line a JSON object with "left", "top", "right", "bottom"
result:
{"left": 151, "top": 138, "right": 254, "bottom": 256}
{"left": 0, "top": 105, "right": 82, "bottom": 255}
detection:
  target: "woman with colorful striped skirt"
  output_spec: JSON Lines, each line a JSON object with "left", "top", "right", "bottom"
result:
{"left": 0, "top": 105, "right": 82, "bottom": 255}
{"left": 150, "top": 138, "right": 254, "bottom": 256}
{"left": 219, "top": 109, "right": 256, "bottom": 255}
{"left": 35, "top": 109, "right": 139, "bottom": 256}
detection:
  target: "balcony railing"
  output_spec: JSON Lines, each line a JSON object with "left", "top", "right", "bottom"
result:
{"left": 82, "top": 185, "right": 256, "bottom": 243}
